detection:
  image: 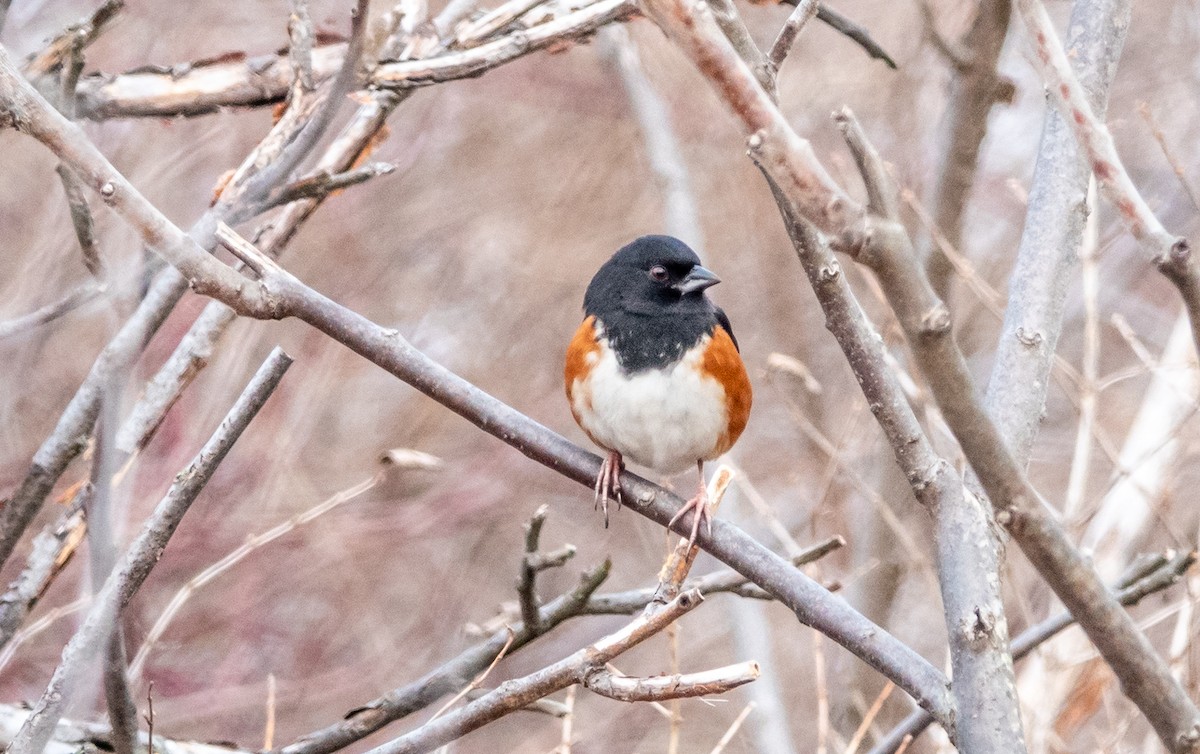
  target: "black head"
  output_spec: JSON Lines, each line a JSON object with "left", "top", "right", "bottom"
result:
{"left": 583, "top": 236, "right": 728, "bottom": 373}
{"left": 583, "top": 235, "right": 721, "bottom": 319}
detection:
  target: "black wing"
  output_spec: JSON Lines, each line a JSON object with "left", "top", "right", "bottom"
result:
{"left": 715, "top": 307, "right": 740, "bottom": 351}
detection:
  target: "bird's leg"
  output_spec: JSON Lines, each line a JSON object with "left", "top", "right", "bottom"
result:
{"left": 594, "top": 450, "right": 624, "bottom": 527}
{"left": 668, "top": 460, "right": 711, "bottom": 549}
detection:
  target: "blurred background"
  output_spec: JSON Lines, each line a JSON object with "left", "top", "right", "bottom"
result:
{"left": 1, "top": 0, "right": 1199, "bottom": 751}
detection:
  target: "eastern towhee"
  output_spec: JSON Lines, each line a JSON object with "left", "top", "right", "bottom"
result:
{"left": 565, "top": 235, "right": 752, "bottom": 548}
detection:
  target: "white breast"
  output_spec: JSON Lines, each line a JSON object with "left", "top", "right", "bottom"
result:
{"left": 571, "top": 334, "right": 728, "bottom": 475}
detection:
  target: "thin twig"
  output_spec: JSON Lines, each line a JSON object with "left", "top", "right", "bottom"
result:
{"left": 1138, "top": 101, "right": 1200, "bottom": 212}
{"left": 55, "top": 164, "right": 104, "bottom": 278}
{"left": 7, "top": 348, "right": 292, "bottom": 754}
{"left": 581, "top": 659, "right": 759, "bottom": 701}
{"left": 258, "top": 162, "right": 395, "bottom": 212}
{"left": 844, "top": 681, "right": 895, "bottom": 754}
{"left": 868, "top": 549, "right": 1198, "bottom": 754}
{"left": 709, "top": 703, "right": 755, "bottom": 754}
{"left": 127, "top": 474, "right": 382, "bottom": 679}
{"left": 1065, "top": 178, "right": 1100, "bottom": 518}
{"left": 1, "top": 47, "right": 955, "bottom": 733}
{"left": 0, "top": 485, "right": 88, "bottom": 650}
{"left": 362, "top": 590, "right": 730, "bottom": 754}
{"left": 264, "top": 675, "right": 277, "bottom": 751}
{"left": 767, "top": 0, "right": 818, "bottom": 75}
{"left": 0, "top": 282, "right": 103, "bottom": 340}
{"left": 429, "top": 630, "right": 516, "bottom": 720}
{"left": 780, "top": 0, "right": 896, "bottom": 68}
{"left": 1015, "top": 0, "right": 1200, "bottom": 359}
{"left": 835, "top": 105, "right": 1200, "bottom": 752}
{"left": 519, "top": 505, "right": 551, "bottom": 633}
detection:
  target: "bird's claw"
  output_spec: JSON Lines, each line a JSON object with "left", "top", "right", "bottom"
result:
{"left": 594, "top": 451, "right": 623, "bottom": 527}
{"left": 668, "top": 490, "right": 711, "bottom": 551}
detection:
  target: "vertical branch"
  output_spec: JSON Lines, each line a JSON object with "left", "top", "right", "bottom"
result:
{"left": 601, "top": 26, "right": 704, "bottom": 248}
{"left": 1064, "top": 179, "right": 1100, "bottom": 518}
{"left": 920, "top": 0, "right": 1013, "bottom": 299}
{"left": 762, "top": 181, "right": 1020, "bottom": 751}
{"left": 88, "top": 377, "right": 139, "bottom": 754}
{"left": 0, "top": 1, "right": 354, "bottom": 568}
{"left": 984, "top": 0, "right": 1131, "bottom": 464}
{"left": 836, "top": 109, "right": 1200, "bottom": 752}
{"left": 8, "top": 349, "right": 293, "bottom": 754}
{"left": 1013, "top": 0, "right": 1200, "bottom": 358}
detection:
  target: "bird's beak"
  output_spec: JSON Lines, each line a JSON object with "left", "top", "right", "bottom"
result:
{"left": 675, "top": 265, "right": 721, "bottom": 294}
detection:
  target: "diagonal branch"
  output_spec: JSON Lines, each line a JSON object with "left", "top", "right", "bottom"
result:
{"left": 919, "top": 0, "right": 1013, "bottom": 299}
{"left": 0, "top": 59, "right": 956, "bottom": 730}
{"left": 835, "top": 109, "right": 1200, "bottom": 752}
{"left": 0, "top": 2, "right": 358, "bottom": 570}
{"left": 761, "top": 173, "right": 1019, "bottom": 752}
{"left": 8, "top": 348, "right": 292, "bottom": 754}
{"left": 983, "top": 0, "right": 1131, "bottom": 466}
{"left": 868, "top": 549, "right": 1198, "bottom": 754}
{"left": 629, "top": 0, "right": 1200, "bottom": 747}
{"left": 363, "top": 590, "right": 722, "bottom": 754}
{"left": 74, "top": 0, "right": 636, "bottom": 119}
{"left": 1014, "top": 0, "right": 1200, "bottom": 358}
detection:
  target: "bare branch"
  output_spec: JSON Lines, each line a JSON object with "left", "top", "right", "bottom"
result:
{"left": 23, "top": 0, "right": 124, "bottom": 79}
{"left": 259, "top": 162, "right": 395, "bottom": 211}
{"left": 55, "top": 164, "right": 104, "bottom": 278}
{"left": 869, "top": 550, "right": 1198, "bottom": 754}
{"left": 706, "top": 0, "right": 775, "bottom": 97}
{"left": 75, "top": 45, "right": 347, "bottom": 119}
{"left": 73, "top": 0, "right": 636, "bottom": 120}
{"left": 919, "top": 0, "right": 1012, "bottom": 299}
{"left": 581, "top": 660, "right": 760, "bottom": 701}
{"left": 804, "top": 2, "right": 895, "bottom": 68}
{"left": 275, "top": 560, "right": 613, "bottom": 754}
{"left": 0, "top": 282, "right": 103, "bottom": 340}
{"left": 2, "top": 50, "right": 955, "bottom": 731}
{"left": 1014, "top": 0, "right": 1200, "bottom": 358}
{"left": 455, "top": 0, "right": 548, "bottom": 46}
{"left": 373, "top": 0, "right": 636, "bottom": 90}
{"left": 518, "top": 505, "right": 551, "bottom": 631}
{"left": 7, "top": 348, "right": 292, "bottom": 754}
{"left": 760, "top": 172, "right": 1016, "bottom": 752}
{"left": 834, "top": 108, "right": 1200, "bottom": 751}
{"left": 0, "top": 486, "right": 88, "bottom": 650}
{"left": 363, "top": 590, "right": 715, "bottom": 754}
{"left": 767, "top": 0, "right": 818, "bottom": 74}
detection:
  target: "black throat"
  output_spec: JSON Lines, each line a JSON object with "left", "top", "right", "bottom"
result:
{"left": 590, "top": 307, "right": 717, "bottom": 374}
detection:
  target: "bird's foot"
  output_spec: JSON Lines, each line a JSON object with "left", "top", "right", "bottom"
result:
{"left": 668, "top": 479, "right": 711, "bottom": 550}
{"left": 593, "top": 450, "right": 623, "bottom": 527}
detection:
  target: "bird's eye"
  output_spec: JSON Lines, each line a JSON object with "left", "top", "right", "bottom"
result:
{"left": 649, "top": 265, "right": 669, "bottom": 282}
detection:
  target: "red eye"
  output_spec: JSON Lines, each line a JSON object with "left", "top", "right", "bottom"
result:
{"left": 649, "top": 265, "right": 669, "bottom": 282}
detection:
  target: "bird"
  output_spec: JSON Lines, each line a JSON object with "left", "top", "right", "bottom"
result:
{"left": 564, "top": 235, "right": 752, "bottom": 549}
